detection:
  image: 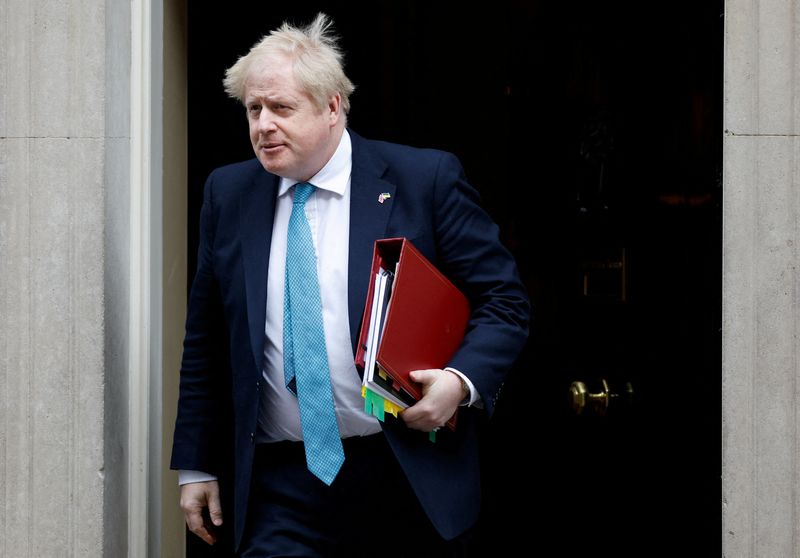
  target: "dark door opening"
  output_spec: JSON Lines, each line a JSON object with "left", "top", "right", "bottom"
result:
{"left": 187, "top": 2, "right": 722, "bottom": 556}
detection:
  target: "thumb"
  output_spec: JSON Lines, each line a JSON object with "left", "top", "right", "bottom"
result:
{"left": 207, "top": 485, "right": 223, "bottom": 526}
{"left": 409, "top": 369, "right": 436, "bottom": 385}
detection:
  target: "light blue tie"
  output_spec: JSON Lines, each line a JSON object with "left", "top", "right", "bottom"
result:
{"left": 283, "top": 182, "right": 344, "bottom": 485}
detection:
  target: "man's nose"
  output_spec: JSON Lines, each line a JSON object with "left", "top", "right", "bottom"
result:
{"left": 257, "top": 110, "right": 277, "bottom": 133}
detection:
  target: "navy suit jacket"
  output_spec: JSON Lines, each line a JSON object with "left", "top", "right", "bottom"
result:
{"left": 171, "top": 130, "right": 530, "bottom": 549}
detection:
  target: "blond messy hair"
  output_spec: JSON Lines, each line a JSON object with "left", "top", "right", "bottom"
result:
{"left": 223, "top": 13, "right": 355, "bottom": 115}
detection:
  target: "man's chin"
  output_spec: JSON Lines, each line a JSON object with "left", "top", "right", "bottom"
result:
{"left": 258, "top": 156, "right": 284, "bottom": 175}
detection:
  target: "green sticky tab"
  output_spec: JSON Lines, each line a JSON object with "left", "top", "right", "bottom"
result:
{"left": 365, "top": 389, "right": 385, "bottom": 421}
{"left": 429, "top": 431, "right": 437, "bottom": 443}
{"left": 364, "top": 392, "right": 373, "bottom": 415}
{"left": 374, "top": 396, "right": 385, "bottom": 421}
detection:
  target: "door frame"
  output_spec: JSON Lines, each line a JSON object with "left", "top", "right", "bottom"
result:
{"left": 128, "top": 0, "right": 162, "bottom": 555}
{"left": 128, "top": 2, "right": 797, "bottom": 556}
{"left": 128, "top": 0, "right": 187, "bottom": 556}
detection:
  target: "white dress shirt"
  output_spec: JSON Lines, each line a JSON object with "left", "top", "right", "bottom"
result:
{"left": 257, "top": 129, "right": 381, "bottom": 442}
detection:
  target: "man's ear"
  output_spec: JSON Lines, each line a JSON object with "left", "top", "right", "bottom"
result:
{"left": 328, "top": 93, "right": 342, "bottom": 125}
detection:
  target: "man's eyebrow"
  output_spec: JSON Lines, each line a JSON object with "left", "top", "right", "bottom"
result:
{"left": 247, "top": 93, "right": 297, "bottom": 104}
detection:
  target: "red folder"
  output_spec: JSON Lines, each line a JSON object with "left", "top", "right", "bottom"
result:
{"left": 355, "top": 238, "right": 470, "bottom": 430}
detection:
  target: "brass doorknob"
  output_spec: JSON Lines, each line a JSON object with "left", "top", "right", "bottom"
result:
{"left": 569, "top": 379, "right": 633, "bottom": 416}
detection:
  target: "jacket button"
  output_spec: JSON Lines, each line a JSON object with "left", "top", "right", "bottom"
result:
{"left": 250, "top": 432, "right": 254, "bottom": 443}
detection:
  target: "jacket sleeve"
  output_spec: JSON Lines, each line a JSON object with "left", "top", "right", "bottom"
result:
{"left": 170, "top": 170, "right": 233, "bottom": 474}
{"left": 432, "top": 152, "right": 531, "bottom": 416}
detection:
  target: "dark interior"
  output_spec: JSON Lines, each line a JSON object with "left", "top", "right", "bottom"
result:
{"left": 187, "top": 2, "right": 722, "bottom": 555}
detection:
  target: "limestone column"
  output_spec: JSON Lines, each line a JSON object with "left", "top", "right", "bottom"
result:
{"left": 723, "top": 0, "right": 800, "bottom": 555}
{"left": 0, "top": 0, "right": 130, "bottom": 555}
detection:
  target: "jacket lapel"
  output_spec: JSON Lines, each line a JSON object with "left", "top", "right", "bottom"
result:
{"left": 240, "top": 170, "right": 279, "bottom": 374}
{"left": 347, "top": 132, "right": 396, "bottom": 352}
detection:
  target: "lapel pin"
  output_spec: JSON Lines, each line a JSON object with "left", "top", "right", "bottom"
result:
{"left": 378, "top": 192, "right": 392, "bottom": 204}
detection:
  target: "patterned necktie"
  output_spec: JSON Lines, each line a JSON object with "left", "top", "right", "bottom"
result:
{"left": 283, "top": 182, "right": 345, "bottom": 485}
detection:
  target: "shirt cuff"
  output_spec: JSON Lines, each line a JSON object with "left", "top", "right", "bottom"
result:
{"left": 178, "top": 470, "right": 218, "bottom": 486}
{"left": 444, "top": 367, "right": 483, "bottom": 407}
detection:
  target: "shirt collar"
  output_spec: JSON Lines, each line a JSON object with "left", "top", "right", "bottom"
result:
{"left": 278, "top": 130, "right": 352, "bottom": 197}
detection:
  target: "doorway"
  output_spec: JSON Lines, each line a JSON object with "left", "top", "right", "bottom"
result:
{"left": 186, "top": 2, "right": 722, "bottom": 555}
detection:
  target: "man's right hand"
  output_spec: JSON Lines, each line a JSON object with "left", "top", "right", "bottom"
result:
{"left": 180, "top": 480, "right": 223, "bottom": 545}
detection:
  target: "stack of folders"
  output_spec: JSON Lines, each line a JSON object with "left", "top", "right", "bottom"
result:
{"left": 355, "top": 238, "right": 470, "bottom": 436}
{"left": 361, "top": 266, "right": 406, "bottom": 412}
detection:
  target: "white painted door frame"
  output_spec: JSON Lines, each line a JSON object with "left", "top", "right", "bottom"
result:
{"left": 129, "top": 0, "right": 165, "bottom": 555}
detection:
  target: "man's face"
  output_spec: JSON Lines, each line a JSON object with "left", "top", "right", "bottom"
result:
{"left": 244, "top": 56, "right": 341, "bottom": 181}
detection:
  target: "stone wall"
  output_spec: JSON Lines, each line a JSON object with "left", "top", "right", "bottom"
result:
{"left": 723, "top": 0, "right": 800, "bottom": 556}
{"left": 0, "top": 0, "right": 130, "bottom": 555}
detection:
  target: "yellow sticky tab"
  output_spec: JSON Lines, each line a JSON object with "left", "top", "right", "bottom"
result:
{"left": 383, "top": 399, "right": 403, "bottom": 418}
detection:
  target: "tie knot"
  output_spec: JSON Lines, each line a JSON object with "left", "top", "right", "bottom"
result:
{"left": 293, "top": 183, "right": 316, "bottom": 206}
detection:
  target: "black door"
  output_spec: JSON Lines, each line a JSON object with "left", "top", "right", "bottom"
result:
{"left": 187, "top": 2, "right": 722, "bottom": 556}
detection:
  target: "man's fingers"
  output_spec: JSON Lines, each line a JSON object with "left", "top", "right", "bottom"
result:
{"left": 402, "top": 399, "right": 445, "bottom": 431}
{"left": 180, "top": 481, "right": 221, "bottom": 545}
{"left": 402, "top": 369, "right": 463, "bottom": 431}
{"left": 183, "top": 504, "right": 216, "bottom": 545}
{"left": 190, "top": 516, "right": 218, "bottom": 545}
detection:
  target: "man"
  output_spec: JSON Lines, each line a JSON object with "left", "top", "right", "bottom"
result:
{"left": 171, "top": 13, "right": 530, "bottom": 557}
